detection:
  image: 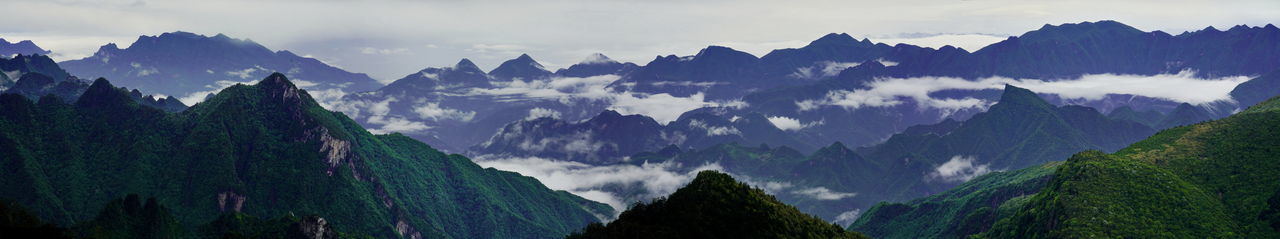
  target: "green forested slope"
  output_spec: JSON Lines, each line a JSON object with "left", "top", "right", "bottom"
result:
{"left": 980, "top": 96, "right": 1280, "bottom": 238}
{"left": 853, "top": 97, "right": 1280, "bottom": 238}
{"left": 847, "top": 162, "right": 1059, "bottom": 239}
{"left": 0, "top": 73, "right": 610, "bottom": 238}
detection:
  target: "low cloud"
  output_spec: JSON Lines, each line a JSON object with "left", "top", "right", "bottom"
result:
{"left": 832, "top": 209, "right": 863, "bottom": 227}
{"left": 796, "top": 70, "right": 1252, "bottom": 113}
{"left": 790, "top": 61, "right": 862, "bottom": 79}
{"left": 766, "top": 116, "right": 823, "bottom": 131}
{"left": 467, "top": 75, "right": 619, "bottom": 102}
{"left": 366, "top": 115, "right": 430, "bottom": 134}
{"left": 928, "top": 155, "right": 992, "bottom": 183}
{"left": 526, "top": 107, "right": 562, "bottom": 120}
{"left": 464, "top": 74, "right": 732, "bottom": 124}
{"left": 473, "top": 155, "right": 723, "bottom": 215}
{"left": 179, "top": 79, "right": 259, "bottom": 105}
{"left": 325, "top": 96, "right": 432, "bottom": 134}
{"left": 686, "top": 119, "right": 742, "bottom": 136}
{"left": 360, "top": 47, "right": 411, "bottom": 55}
{"left": 412, "top": 101, "right": 476, "bottom": 122}
{"left": 610, "top": 92, "right": 716, "bottom": 124}
{"left": 792, "top": 187, "right": 857, "bottom": 200}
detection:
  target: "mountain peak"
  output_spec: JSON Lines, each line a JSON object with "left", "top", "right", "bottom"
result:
{"left": 0, "top": 38, "right": 52, "bottom": 56}
{"left": 516, "top": 53, "right": 534, "bottom": 61}
{"left": 809, "top": 33, "right": 859, "bottom": 46}
{"left": 489, "top": 54, "right": 551, "bottom": 80}
{"left": 693, "top": 45, "right": 759, "bottom": 64}
{"left": 76, "top": 78, "right": 134, "bottom": 109}
{"left": 591, "top": 110, "right": 624, "bottom": 121}
{"left": 1023, "top": 20, "right": 1144, "bottom": 40}
{"left": 568, "top": 170, "right": 869, "bottom": 238}
{"left": 454, "top": 58, "right": 481, "bottom": 71}
{"left": 256, "top": 72, "right": 298, "bottom": 93}
{"left": 579, "top": 53, "right": 617, "bottom": 65}
{"left": 998, "top": 84, "right": 1051, "bottom": 108}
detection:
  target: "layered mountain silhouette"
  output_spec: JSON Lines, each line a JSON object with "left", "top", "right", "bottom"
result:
{"left": 0, "top": 38, "right": 51, "bottom": 57}
{"left": 613, "top": 85, "right": 1162, "bottom": 222}
{"left": 0, "top": 54, "right": 185, "bottom": 111}
{"left": 341, "top": 53, "right": 633, "bottom": 152}
{"left": 472, "top": 110, "right": 816, "bottom": 163}
{"left": 59, "top": 32, "right": 382, "bottom": 101}
{"left": 0, "top": 73, "right": 610, "bottom": 238}
{"left": 463, "top": 20, "right": 1276, "bottom": 161}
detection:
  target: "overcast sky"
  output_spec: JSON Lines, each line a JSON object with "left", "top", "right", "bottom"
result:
{"left": 3, "top": 0, "right": 1277, "bottom": 82}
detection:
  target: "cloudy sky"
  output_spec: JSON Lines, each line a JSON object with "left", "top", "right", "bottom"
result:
{"left": 2, "top": 0, "right": 1277, "bottom": 82}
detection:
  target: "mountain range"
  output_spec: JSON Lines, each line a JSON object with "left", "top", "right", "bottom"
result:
{"left": 852, "top": 95, "right": 1280, "bottom": 238}
{"left": 1, "top": 19, "right": 1278, "bottom": 239}
{"left": 543, "top": 84, "right": 1177, "bottom": 223}
{"left": 0, "top": 74, "right": 610, "bottom": 238}
{"left": 0, "top": 38, "right": 50, "bottom": 57}
{"left": 59, "top": 32, "right": 382, "bottom": 103}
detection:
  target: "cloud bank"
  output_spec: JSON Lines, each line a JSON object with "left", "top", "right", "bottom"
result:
{"left": 928, "top": 155, "right": 993, "bottom": 183}
{"left": 473, "top": 156, "right": 723, "bottom": 215}
{"left": 797, "top": 70, "right": 1253, "bottom": 113}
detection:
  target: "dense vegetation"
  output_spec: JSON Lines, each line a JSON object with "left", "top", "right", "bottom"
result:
{"left": 853, "top": 95, "right": 1280, "bottom": 238}
{"left": 0, "top": 73, "right": 610, "bottom": 238}
{"left": 566, "top": 171, "right": 868, "bottom": 239}
{"left": 847, "top": 162, "right": 1060, "bottom": 239}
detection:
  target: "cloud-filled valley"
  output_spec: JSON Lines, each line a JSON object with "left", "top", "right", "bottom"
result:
{"left": 796, "top": 70, "right": 1253, "bottom": 114}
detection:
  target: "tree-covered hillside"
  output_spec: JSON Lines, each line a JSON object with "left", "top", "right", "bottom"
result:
{"left": 0, "top": 73, "right": 611, "bottom": 238}
{"left": 847, "top": 162, "right": 1060, "bottom": 239}
{"left": 565, "top": 171, "right": 868, "bottom": 239}
{"left": 853, "top": 95, "right": 1280, "bottom": 238}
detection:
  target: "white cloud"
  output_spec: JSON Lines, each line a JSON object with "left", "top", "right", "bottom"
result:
{"left": 366, "top": 115, "right": 431, "bottom": 134}
{"left": 360, "top": 47, "right": 410, "bottom": 55}
{"left": 467, "top": 75, "right": 619, "bottom": 102}
{"left": 226, "top": 67, "right": 259, "bottom": 80}
{"left": 610, "top": 92, "right": 716, "bottom": 124}
{"left": 291, "top": 79, "right": 319, "bottom": 88}
{"left": 686, "top": 119, "right": 742, "bottom": 136}
{"left": 833, "top": 209, "right": 863, "bottom": 227}
{"left": 766, "top": 116, "right": 823, "bottom": 131}
{"left": 178, "top": 79, "right": 259, "bottom": 105}
{"left": 928, "top": 155, "right": 993, "bottom": 183}
{"left": 796, "top": 70, "right": 1252, "bottom": 114}
{"left": 473, "top": 155, "right": 723, "bottom": 216}
{"left": 412, "top": 101, "right": 476, "bottom": 122}
{"left": 526, "top": 107, "right": 562, "bottom": 120}
{"left": 791, "top": 61, "right": 862, "bottom": 79}
{"left": 515, "top": 131, "right": 612, "bottom": 157}
{"left": 792, "top": 187, "right": 857, "bottom": 200}
{"left": 1014, "top": 70, "right": 1252, "bottom": 105}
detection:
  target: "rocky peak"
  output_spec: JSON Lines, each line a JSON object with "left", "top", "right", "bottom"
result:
{"left": 454, "top": 58, "right": 482, "bottom": 71}
{"left": 809, "top": 33, "right": 860, "bottom": 46}
{"left": 257, "top": 72, "right": 302, "bottom": 102}
{"left": 489, "top": 54, "right": 551, "bottom": 80}
{"left": 75, "top": 78, "right": 134, "bottom": 109}
{"left": 996, "top": 84, "right": 1052, "bottom": 109}
{"left": 290, "top": 216, "right": 339, "bottom": 239}
{"left": 694, "top": 45, "right": 759, "bottom": 63}
{"left": 579, "top": 53, "right": 618, "bottom": 65}
{"left": 0, "top": 38, "right": 51, "bottom": 56}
